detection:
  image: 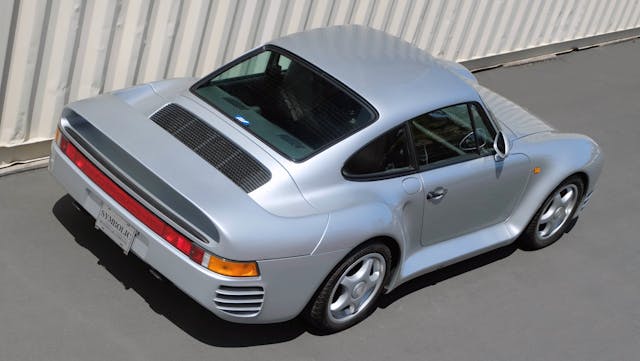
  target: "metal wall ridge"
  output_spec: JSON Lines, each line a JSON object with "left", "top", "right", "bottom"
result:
{"left": 1, "top": 0, "right": 639, "bottom": 168}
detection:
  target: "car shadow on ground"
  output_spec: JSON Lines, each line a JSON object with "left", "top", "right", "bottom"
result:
{"left": 53, "top": 194, "right": 519, "bottom": 345}
{"left": 378, "top": 242, "right": 518, "bottom": 308}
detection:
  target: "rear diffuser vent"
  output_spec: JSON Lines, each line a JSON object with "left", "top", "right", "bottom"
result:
{"left": 150, "top": 104, "right": 271, "bottom": 192}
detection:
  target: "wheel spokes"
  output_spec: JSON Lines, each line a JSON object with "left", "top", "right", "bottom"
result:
{"left": 536, "top": 184, "right": 579, "bottom": 240}
{"left": 539, "top": 206, "right": 555, "bottom": 223}
{"left": 340, "top": 259, "right": 373, "bottom": 289}
{"left": 330, "top": 292, "right": 350, "bottom": 312}
{"left": 327, "top": 253, "right": 387, "bottom": 323}
{"left": 340, "top": 274, "right": 357, "bottom": 290}
{"left": 352, "top": 258, "right": 374, "bottom": 283}
{"left": 560, "top": 188, "right": 575, "bottom": 205}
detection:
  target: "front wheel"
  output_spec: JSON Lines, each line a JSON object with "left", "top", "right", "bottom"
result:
{"left": 521, "top": 176, "right": 584, "bottom": 250}
{"left": 305, "top": 243, "right": 391, "bottom": 333}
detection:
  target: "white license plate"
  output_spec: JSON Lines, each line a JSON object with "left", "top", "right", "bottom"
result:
{"left": 95, "top": 204, "right": 138, "bottom": 254}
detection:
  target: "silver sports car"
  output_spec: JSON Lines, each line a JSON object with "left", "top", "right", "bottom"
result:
{"left": 50, "top": 25, "right": 603, "bottom": 332}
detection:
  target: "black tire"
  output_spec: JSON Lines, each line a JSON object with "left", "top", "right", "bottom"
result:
{"left": 520, "top": 175, "right": 584, "bottom": 250}
{"left": 305, "top": 242, "right": 392, "bottom": 333}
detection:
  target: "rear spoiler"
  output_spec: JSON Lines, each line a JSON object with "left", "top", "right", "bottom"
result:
{"left": 61, "top": 108, "right": 219, "bottom": 245}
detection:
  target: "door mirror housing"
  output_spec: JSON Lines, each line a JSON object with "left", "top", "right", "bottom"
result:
{"left": 493, "top": 131, "right": 510, "bottom": 160}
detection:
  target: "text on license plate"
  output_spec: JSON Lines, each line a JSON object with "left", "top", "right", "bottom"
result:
{"left": 95, "top": 204, "right": 138, "bottom": 254}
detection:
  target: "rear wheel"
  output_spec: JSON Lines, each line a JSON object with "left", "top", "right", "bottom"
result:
{"left": 521, "top": 176, "right": 584, "bottom": 250}
{"left": 305, "top": 243, "right": 391, "bottom": 333}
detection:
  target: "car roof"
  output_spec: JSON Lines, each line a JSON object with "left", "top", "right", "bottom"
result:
{"left": 268, "top": 25, "right": 479, "bottom": 122}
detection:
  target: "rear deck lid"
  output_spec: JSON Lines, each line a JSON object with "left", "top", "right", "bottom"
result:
{"left": 62, "top": 92, "right": 326, "bottom": 259}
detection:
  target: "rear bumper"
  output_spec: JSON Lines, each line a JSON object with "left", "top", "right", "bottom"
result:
{"left": 49, "top": 144, "right": 348, "bottom": 323}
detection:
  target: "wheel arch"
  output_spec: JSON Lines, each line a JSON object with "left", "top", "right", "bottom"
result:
{"left": 511, "top": 170, "right": 589, "bottom": 241}
{"left": 573, "top": 171, "right": 589, "bottom": 192}
{"left": 310, "top": 235, "right": 402, "bottom": 301}
{"left": 361, "top": 236, "right": 402, "bottom": 288}
{"left": 518, "top": 172, "right": 587, "bottom": 249}
{"left": 506, "top": 133, "right": 601, "bottom": 238}
{"left": 301, "top": 234, "right": 402, "bottom": 324}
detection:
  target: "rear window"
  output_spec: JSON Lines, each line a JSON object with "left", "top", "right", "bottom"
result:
{"left": 192, "top": 48, "right": 375, "bottom": 161}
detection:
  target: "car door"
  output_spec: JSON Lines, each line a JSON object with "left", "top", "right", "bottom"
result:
{"left": 409, "top": 103, "right": 531, "bottom": 246}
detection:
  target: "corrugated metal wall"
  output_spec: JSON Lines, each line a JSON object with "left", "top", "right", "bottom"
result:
{"left": 1, "top": 0, "right": 639, "bottom": 167}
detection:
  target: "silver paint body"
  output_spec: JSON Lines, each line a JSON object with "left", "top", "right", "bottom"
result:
{"left": 49, "top": 26, "right": 603, "bottom": 323}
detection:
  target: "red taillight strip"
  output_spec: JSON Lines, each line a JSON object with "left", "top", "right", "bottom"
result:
{"left": 58, "top": 135, "right": 206, "bottom": 264}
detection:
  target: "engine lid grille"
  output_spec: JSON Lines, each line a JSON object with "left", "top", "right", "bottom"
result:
{"left": 150, "top": 103, "right": 271, "bottom": 192}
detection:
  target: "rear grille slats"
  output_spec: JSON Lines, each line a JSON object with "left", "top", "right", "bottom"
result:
{"left": 216, "top": 305, "right": 262, "bottom": 311}
{"left": 214, "top": 297, "right": 263, "bottom": 305}
{"left": 215, "top": 306, "right": 262, "bottom": 314}
{"left": 150, "top": 104, "right": 271, "bottom": 192}
{"left": 216, "top": 289, "right": 264, "bottom": 297}
{"left": 214, "top": 285, "right": 265, "bottom": 317}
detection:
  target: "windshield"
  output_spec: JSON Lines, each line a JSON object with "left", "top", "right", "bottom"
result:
{"left": 192, "top": 49, "right": 375, "bottom": 161}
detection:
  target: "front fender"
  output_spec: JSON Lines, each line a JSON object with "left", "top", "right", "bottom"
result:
{"left": 506, "top": 132, "right": 603, "bottom": 236}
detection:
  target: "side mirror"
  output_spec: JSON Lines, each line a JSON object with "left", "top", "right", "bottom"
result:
{"left": 493, "top": 131, "right": 510, "bottom": 160}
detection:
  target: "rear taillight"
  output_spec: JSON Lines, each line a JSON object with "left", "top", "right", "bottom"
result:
{"left": 56, "top": 128, "right": 259, "bottom": 277}
{"left": 54, "top": 127, "right": 62, "bottom": 147}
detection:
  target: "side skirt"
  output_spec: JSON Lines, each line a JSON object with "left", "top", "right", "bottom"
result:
{"left": 390, "top": 222, "right": 516, "bottom": 291}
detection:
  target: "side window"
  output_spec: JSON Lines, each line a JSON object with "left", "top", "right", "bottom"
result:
{"left": 277, "top": 56, "right": 292, "bottom": 71}
{"left": 343, "top": 125, "right": 413, "bottom": 178}
{"left": 409, "top": 103, "right": 495, "bottom": 168}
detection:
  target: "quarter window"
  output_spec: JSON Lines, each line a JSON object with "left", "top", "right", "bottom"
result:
{"left": 343, "top": 124, "right": 413, "bottom": 178}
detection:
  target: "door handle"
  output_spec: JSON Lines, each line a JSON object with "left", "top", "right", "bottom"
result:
{"left": 427, "top": 187, "right": 448, "bottom": 200}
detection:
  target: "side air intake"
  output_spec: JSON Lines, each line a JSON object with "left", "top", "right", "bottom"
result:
{"left": 214, "top": 285, "right": 264, "bottom": 317}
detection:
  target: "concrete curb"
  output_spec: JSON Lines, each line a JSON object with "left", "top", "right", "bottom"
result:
{"left": 0, "top": 158, "right": 49, "bottom": 177}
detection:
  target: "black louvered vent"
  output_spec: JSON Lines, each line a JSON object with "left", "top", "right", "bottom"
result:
{"left": 150, "top": 103, "right": 271, "bottom": 192}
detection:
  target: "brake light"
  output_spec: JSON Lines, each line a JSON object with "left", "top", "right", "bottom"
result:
{"left": 56, "top": 129, "right": 259, "bottom": 277}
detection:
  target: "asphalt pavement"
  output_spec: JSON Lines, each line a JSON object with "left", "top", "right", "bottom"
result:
{"left": 1, "top": 39, "right": 639, "bottom": 361}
